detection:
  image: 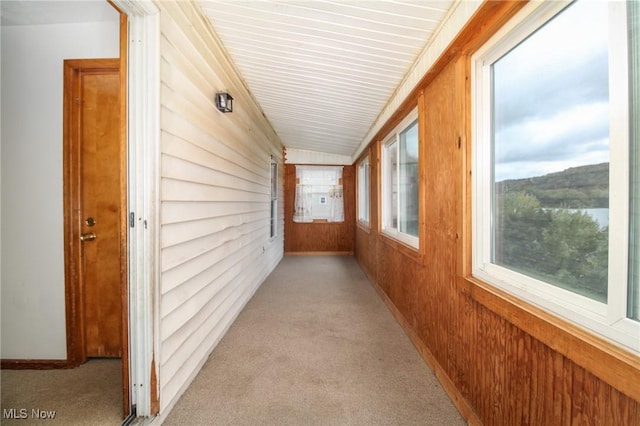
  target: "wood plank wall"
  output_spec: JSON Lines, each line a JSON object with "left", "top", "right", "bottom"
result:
{"left": 284, "top": 164, "right": 355, "bottom": 254}
{"left": 355, "top": 2, "right": 640, "bottom": 424}
{"left": 157, "top": 1, "right": 284, "bottom": 415}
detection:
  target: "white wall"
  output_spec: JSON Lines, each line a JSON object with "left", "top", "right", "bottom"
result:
{"left": 1, "top": 20, "right": 119, "bottom": 359}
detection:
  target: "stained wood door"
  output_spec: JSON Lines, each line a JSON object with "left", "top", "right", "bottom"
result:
{"left": 64, "top": 59, "right": 124, "bottom": 360}
{"left": 80, "top": 65, "right": 122, "bottom": 357}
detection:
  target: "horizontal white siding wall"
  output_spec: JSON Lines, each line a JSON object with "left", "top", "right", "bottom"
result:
{"left": 157, "top": 0, "right": 284, "bottom": 416}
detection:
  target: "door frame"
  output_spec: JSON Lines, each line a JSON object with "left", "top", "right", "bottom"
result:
{"left": 62, "top": 1, "right": 161, "bottom": 419}
{"left": 62, "top": 59, "right": 125, "bottom": 369}
{"left": 110, "top": 0, "right": 161, "bottom": 418}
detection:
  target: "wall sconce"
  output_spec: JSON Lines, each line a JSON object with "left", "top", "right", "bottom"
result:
{"left": 215, "top": 92, "right": 234, "bottom": 113}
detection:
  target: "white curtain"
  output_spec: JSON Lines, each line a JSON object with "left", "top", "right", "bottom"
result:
{"left": 294, "top": 165, "right": 344, "bottom": 223}
{"left": 293, "top": 183, "right": 313, "bottom": 223}
{"left": 327, "top": 185, "right": 344, "bottom": 222}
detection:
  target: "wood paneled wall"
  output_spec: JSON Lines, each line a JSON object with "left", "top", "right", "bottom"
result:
{"left": 284, "top": 164, "right": 355, "bottom": 254}
{"left": 355, "top": 2, "right": 640, "bottom": 424}
{"left": 157, "top": 1, "right": 284, "bottom": 417}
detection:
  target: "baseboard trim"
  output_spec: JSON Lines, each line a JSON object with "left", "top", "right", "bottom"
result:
{"left": 366, "top": 277, "right": 483, "bottom": 426}
{"left": 285, "top": 251, "right": 354, "bottom": 256}
{"left": 1, "top": 359, "right": 70, "bottom": 370}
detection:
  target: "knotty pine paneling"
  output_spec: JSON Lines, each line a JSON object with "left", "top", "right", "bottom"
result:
{"left": 354, "top": 1, "right": 640, "bottom": 423}
{"left": 284, "top": 164, "right": 355, "bottom": 254}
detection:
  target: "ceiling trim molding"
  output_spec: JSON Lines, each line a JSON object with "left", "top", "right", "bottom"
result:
{"left": 285, "top": 148, "right": 353, "bottom": 165}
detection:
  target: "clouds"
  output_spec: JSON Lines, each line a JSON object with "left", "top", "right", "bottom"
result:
{"left": 494, "top": 102, "right": 610, "bottom": 180}
{"left": 492, "top": 0, "right": 611, "bottom": 181}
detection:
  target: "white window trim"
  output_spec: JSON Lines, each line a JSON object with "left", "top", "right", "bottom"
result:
{"left": 269, "top": 157, "right": 278, "bottom": 240}
{"left": 471, "top": 0, "right": 638, "bottom": 353}
{"left": 357, "top": 155, "right": 370, "bottom": 228}
{"left": 294, "top": 165, "right": 344, "bottom": 223}
{"left": 381, "top": 108, "right": 419, "bottom": 249}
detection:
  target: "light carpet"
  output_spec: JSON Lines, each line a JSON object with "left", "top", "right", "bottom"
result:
{"left": 1, "top": 358, "right": 122, "bottom": 425}
{"left": 163, "top": 255, "right": 465, "bottom": 426}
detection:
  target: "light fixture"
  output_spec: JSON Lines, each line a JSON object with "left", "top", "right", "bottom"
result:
{"left": 215, "top": 92, "right": 233, "bottom": 113}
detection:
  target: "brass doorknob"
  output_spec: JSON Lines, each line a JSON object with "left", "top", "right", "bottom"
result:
{"left": 80, "top": 232, "right": 97, "bottom": 242}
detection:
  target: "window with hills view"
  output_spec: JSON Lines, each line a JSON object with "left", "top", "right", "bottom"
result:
{"left": 491, "top": 0, "right": 611, "bottom": 303}
{"left": 473, "top": 0, "right": 638, "bottom": 351}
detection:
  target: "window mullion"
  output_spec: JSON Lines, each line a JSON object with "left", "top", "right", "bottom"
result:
{"left": 394, "top": 137, "right": 398, "bottom": 230}
{"left": 628, "top": 0, "right": 640, "bottom": 321}
{"left": 473, "top": 60, "right": 494, "bottom": 271}
{"left": 607, "top": 1, "right": 630, "bottom": 324}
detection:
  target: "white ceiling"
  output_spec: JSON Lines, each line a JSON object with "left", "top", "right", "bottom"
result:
{"left": 197, "top": 0, "right": 454, "bottom": 157}
{"left": 1, "top": 0, "right": 456, "bottom": 159}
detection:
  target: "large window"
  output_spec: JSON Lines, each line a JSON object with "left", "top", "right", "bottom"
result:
{"left": 472, "top": 0, "right": 639, "bottom": 352}
{"left": 382, "top": 109, "right": 419, "bottom": 248}
{"left": 357, "top": 156, "right": 370, "bottom": 227}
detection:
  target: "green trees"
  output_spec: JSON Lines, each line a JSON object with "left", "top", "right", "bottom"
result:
{"left": 498, "top": 163, "right": 609, "bottom": 208}
{"left": 494, "top": 190, "right": 608, "bottom": 302}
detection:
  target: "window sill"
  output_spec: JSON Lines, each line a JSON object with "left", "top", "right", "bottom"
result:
{"left": 381, "top": 229, "right": 418, "bottom": 250}
{"left": 356, "top": 222, "right": 370, "bottom": 233}
{"left": 462, "top": 275, "right": 640, "bottom": 403}
{"left": 379, "top": 231, "right": 423, "bottom": 264}
{"left": 293, "top": 219, "right": 345, "bottom": 224}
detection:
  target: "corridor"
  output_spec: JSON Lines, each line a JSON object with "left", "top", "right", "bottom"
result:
{"left": 162, "top": 256, "right": 464, "bottom": 425}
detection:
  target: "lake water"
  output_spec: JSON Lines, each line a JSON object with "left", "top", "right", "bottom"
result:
{"left": 570, "top": 208, "right": 609, "bottom": 228}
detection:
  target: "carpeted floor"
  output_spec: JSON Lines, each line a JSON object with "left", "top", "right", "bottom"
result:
{"left": 1, "top": 358, "right": 122, "bottom": 425}
{"left": 163, "top": 255, "right": 465, "bottom": 426}
{"left": 1, "top": 256, "right": 466, "bottom": 425}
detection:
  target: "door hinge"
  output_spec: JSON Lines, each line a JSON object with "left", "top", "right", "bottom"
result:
{"left": 129, "top": 212, "right": 135, "bottom": 228}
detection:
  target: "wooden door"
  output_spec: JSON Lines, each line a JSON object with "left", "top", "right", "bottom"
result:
{"left": 64, "top": 59, "right": 124, "bottom": 361}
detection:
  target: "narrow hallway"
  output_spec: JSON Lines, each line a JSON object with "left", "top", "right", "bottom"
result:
{"left": 163, "top": 256, "right": 464, "bottom": 425}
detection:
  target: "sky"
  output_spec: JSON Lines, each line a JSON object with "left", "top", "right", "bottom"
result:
{"left": 492, "top": 0, "right": 612, "bottom": 182}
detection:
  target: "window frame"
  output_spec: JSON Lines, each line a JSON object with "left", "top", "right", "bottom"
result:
{"left": 471, "top": 0, "right": 638, "bottom": 353}
{"left": 381, "top": 107, "right": 419, "bottom": 249}
{"left": 357, "top": 155, "right": 370, "bottom": 228}
{"left": 269, "top": 158, "right": 277, "bottom": 239}
{"left": 293, "top": 165, "right": 344, "bottom": 223}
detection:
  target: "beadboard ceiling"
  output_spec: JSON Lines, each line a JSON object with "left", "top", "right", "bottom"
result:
{"left": 2, "top": 0, "right": 457, "bottom": 159}
{"left": 197, "top": 0, "right": 455, "bottom": 158}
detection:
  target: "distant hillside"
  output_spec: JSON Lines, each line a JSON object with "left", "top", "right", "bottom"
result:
{"left": 496, "top": 162, "right": 609, "bottom": 208}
